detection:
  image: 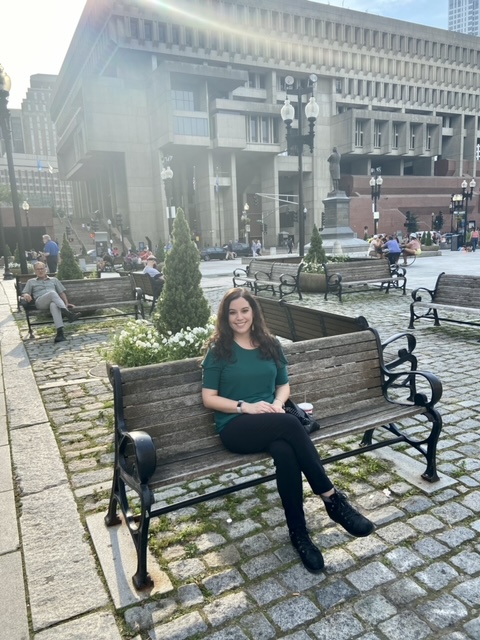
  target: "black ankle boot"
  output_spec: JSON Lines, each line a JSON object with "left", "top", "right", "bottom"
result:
{"left": 63, "top": 308, "right": 80, "bottom": 323}
{"left": 54, "top": 328, "right": 66, "bottom": 343}
{"left": 324, "top": 491, "right": 374, "bottom": 537}
{"left": 289, "top": 528, "right": 324, "bottom": 572}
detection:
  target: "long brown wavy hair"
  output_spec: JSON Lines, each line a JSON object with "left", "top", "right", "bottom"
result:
{"left": 205, "top": 288, "right": 283, "bottom": 363}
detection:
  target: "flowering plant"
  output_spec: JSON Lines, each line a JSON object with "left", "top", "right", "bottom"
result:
{"left": 302, "top": 261, "right": 324, "bottom": 274}
{"left": 102, "top": 318, "right": 215, "bottom": 367}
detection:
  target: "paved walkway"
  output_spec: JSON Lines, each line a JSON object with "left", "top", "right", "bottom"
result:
{"left": 1, "top": 251, "right": 480, "bottom": 639}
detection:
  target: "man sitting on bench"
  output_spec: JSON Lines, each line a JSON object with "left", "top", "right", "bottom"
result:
{"left": 20, "top": 263, "right": 80, "bottom": 343}
{"left": 142, "top": 256, "right": 165, "bottom": 298}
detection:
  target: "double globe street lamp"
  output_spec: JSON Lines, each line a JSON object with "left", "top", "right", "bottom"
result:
{"left": 370, "top": 167, "right": 383, "bottom": 236}
{"left": 280, "top": 74, "right": 319, "bottom": 258}
{"left": 450, "top": 179, "right": 476, "bottom": 247}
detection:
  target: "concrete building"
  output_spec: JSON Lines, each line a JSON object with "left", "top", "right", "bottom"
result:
{"left": 449, "top": 0, "right": 480, "bottom": 36}
{"left": 50, "top": 0, "right": 480, "bottom": 250}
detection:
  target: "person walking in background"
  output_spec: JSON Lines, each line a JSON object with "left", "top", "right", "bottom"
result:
{"left": 42, "top": 234, "right": 59, "bottom": 273}
{"left": 471, "top": 228, "right": 479, "bottom": 252}
{"left": 202, "top": 288, "right": 374, "bottom": 573}
{"left": 287, "top": 237, "right": 294, "bottom": 254}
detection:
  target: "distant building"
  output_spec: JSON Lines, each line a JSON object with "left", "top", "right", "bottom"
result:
{"left": 0, "top": 74, "right": 74, "bottom": 218}
{"left": 50, "top": 0, "right": 480, "bottom": 246}
{"left": 449, "top": 0, "right": 480, "bottom": 36}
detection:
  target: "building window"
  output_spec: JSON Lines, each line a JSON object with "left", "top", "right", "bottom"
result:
{"left": 355, "top": 121, "right": 364, "bottom": 147}
{"left": 410, "top": 125, "right": 416, "bottom": 150}
{"left": 144, "top": 21, "right": 153, "bottom": 40}
{"left": 173, "top": 116, "right": 209, "bottom": 136}
{"left": 172, "top": 25, "right": 180, "bottom": 45}
{"left": 374, "top": 122, "right": 381, "bottom": 148}
{"left": 426, "top": 126, "right": 432, "bottom": 151}
{"left": 246, "top": 116, "right": 279, "bottom": 143}
{"left": 130, "top": 18, "right": 139, "bottom": 38}
{"left": 172, "top": 89, "right": 196, "bottom": 111}
{"left": 158, "top": 23, "right": 167, "bottom": 42}
{"left": 248, "top": 73, "right": 266, "bottom": 89}
{"left": 392, "top": 123, "right": 399, "bottom": 149}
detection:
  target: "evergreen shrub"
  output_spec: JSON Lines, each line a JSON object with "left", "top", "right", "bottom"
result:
{"left": 57, "top": 234, "right": 84, "bottom": 280}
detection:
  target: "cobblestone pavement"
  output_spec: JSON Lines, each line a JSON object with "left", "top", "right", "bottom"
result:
{"left": 11, "top": 282, "right": 480, "bottom": 639}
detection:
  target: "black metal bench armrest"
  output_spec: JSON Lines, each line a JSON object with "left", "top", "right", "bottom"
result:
{"left": 326, "top": 272, "right": 342, "bottom": 285}
{"left": 280, "top": 273, "right": 297, "bottom": 285}
{"left": 383, "top": 369, "right": 443, "bottom": 408}
{"left": 254, "top": 269, "right": 273, "bottom": 280}
{"left": 381, "top": 331, "right": 417, "bottom": 370}
{"left": 133, "top": 286, "right": 144, "bottom": 301}
{"left": 411, "top": 286, "right": 435, "bottom": 302}
{"left": 119, "top": 430, "right": 157, "bottom": 485}
{"left": 19, "top": 298, "right": 36, "bottom": 312}
{"left": 233, "top": 268, "right": 248, "bottom": 277}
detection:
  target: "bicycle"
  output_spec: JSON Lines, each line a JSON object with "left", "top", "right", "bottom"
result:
{"left": 400, "top": 251, "right": 417, "bottom": 267}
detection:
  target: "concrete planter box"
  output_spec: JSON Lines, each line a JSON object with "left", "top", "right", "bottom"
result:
{"left": 300, "top": 272, "right": 326, "bottom": 293}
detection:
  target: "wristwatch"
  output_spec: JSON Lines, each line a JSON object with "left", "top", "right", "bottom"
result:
{"left": 237, "top": 401, "right": 244, "bottom": 413}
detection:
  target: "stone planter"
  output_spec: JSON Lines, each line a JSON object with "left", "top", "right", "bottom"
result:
{"left": 300, "top": 272, "right": 326, "bottom": 293}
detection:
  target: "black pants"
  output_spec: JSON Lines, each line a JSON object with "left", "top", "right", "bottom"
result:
{"left": 46, "top": 255, "right": 58, "bottom": 273}
{"left": 220, "top": 414, "right": 333, "bottom": 530}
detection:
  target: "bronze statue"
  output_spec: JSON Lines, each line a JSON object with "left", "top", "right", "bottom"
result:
{"left": 327, "top": 147, "right": 341, "bottom": 191}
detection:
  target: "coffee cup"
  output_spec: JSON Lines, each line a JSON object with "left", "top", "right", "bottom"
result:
{"left": 297, "top": 402, "right": 313, "bottom": 414}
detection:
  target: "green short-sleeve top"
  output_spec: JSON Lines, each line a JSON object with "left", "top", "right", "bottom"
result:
{"left": 202, "top": 342, "right": 289, "bottom": 432}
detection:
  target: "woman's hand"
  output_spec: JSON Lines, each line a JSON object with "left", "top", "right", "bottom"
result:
{"left": 242, "top": 401, "right": 283, "bottom": 414}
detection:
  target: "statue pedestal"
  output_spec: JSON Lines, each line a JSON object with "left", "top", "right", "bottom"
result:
{"left": 321, "top": 191, "right": 369, "bottom": 254}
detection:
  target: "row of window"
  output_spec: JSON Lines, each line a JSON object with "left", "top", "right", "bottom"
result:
{"left": 336, "top": 77, "right": 479, "bottom": 110}
{"left": 124, "top": 2, "right": 480, "bottom": 66}
{"left": 354, "top": 121, "right": 436, "bottom": 151}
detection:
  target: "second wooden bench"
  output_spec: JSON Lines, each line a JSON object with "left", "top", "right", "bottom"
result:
{"left": 323, "top": 260, "right": 407, "bottom": 302}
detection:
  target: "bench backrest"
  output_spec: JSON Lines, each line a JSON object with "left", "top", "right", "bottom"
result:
{"left": 62, "top": 277, "right": 134, "bottom": 305}
{"left": 433, "top": 273, "right": 480, "bottom": 309}
{"left": 254, "top": 297, "right": 368, "bottom": 341}
{"left": 111, "top": 329, "right": 384, "bottom": 486}
{"left": 323, "top": 260, "right": 391, "bottom": 282}
{"left": 246, "top": 259, "right": 272, "bottom": 278}
{"left": 130, "top": 272, "right": 156, "bottom": 297}
{"left": 270, "top": 262, "right": 303, "bottom": 281}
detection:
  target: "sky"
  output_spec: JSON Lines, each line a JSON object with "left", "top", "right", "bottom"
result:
{"left": 1, "top": 0, "right": 448, "bottom": 110}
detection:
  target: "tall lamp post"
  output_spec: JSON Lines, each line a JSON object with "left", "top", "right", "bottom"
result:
{"left": 0, "top": 65, "right": 28, "bottom": 274}
{"left": 161, "top": 156, "right": 174, "bottom": 237}
{"left": 241, "top": 203, "right": 250, "bottom": 246}
{"left": 22, "top": 201, "right": 32, "bottom": 251}
{"left": 280, "top": 74, "right": 319, "bottom": 258}
{"left": 115, "top": 213, "right": 125, "bottom": 255}
{"left": 461, "top": 179, "right": 476, "bottom": 246}
{"left": 370, "top": 167, "right": 383, "bottom": 236}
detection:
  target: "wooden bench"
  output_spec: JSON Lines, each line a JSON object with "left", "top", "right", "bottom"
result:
{"left": 129, "top": 272, "right": 163, "bottom": 314}
{"left": 232, "top": 259, "right": 272, "bottom": 290}
{"left": 409, "top": 272, "right": 480, "bottom": 330}
{"left": 105, "top": 328, "right": 442, "bottom": 589}
{"left": 233, "top": 260, "right": 303, "bottom": 299}
{"left": 19, "top": 277, "right": 144, "bottom": 338}
{"left": 323, "top": 261, "right": 407, "bottom": 302}
{"left": 254, "top": 296, "right": 369, "bottom": 341}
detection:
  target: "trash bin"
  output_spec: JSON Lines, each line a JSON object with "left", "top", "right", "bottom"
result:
{"left": 451, "top": 234, "right": 461, "bottom": 251}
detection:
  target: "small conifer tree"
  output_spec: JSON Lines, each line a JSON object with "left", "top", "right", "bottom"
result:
{"left": 421, "top": 231, "right": 427, "bottom": 245}
{"left": 5, "top": 244, "right": 13, "bottom": 258}
{"left": 14, "top": 244, "right": 20, "bottom": 264}
{"left": 304, "top": 225, "right": 326, "bottom": 272}
{"left": 155, "top": 208, "right": 210, "bottom": 335}
{"left": 425, "top": 231, "right": 432, "bottom": 246}
{"left": 156, "top": 239, "right": 165, "bottom": 264}
{"left": 57, "top": 234, "right": 84, "bottom": 280}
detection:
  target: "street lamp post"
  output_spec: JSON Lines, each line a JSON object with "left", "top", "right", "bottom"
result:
{"left": 461, "top": 179, "right": 476, "bottom": 246}
{"left": 280, "top": 74, "right": 319, "bottom": 258}
{"left": 0, "top": 65, "right": 28, "bottom": 275}
{"left": 115, "top": 213, "right": 125, "bottom": 255}
{"left": 450, "top": 179, "right": 476, "bottom": 247}
{"left": 22, "top": 201, "right": 32, "bottom": 251}
{"left": 241, "top": 203, "right": 250, "bottom": 246}
{"left": 161, "top": 158, "right": 174, "bottom": 237}
{"left": 370, "top": 167, "right": 383, "bottom": 236}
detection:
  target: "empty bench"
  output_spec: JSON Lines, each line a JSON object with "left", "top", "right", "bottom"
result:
{"left": 409, "top": 272, "right": 480, "bottom": 330}
{"left": 105, "top": 328, "right": 442, "bottom": 589}
{"left": 129, "top": 272, "right": 163, "bottom": 314}
{"left": 234, "top": 260, "right": 303, "bottom": 299}
{"left": 19, "top": 276, "right": 144, "bottom": 337}
{"left": 323, "top": 261, "right": 406, "bottom": 302}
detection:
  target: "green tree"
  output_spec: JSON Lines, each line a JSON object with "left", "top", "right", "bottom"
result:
{"left": 433, "top": 212, "right": 444, "bottom": 232}
{"left": 155, "top": 208, "right": 210, "bottom": 335}
{"left": 425, "top": 231, "right": 433, "bottom": 246}
{"left": 14, "top": 244, "right": 20, "bottom": 264}
{"left": 0, "top": 185, "right": 12, "bottom": 204}
{"left": 304, "top": 225, "right": 326, "bottom": 266}
{"left": 5, "top": 244, "right": 13, "bottom": 258}
{"left": 420, "top": 232, "right": 427, "bottom": 244}
{"left": 57, "top": 234, "right": 84, "bottom": 280}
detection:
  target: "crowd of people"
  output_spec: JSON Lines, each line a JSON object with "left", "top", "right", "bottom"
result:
{"left": 368, "top": 232, "right": 422, "bottom": 265}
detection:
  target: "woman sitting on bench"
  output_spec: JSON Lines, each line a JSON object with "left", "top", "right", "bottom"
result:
{"left": 201, "top": 288, "right": 374, "bottom": 573}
